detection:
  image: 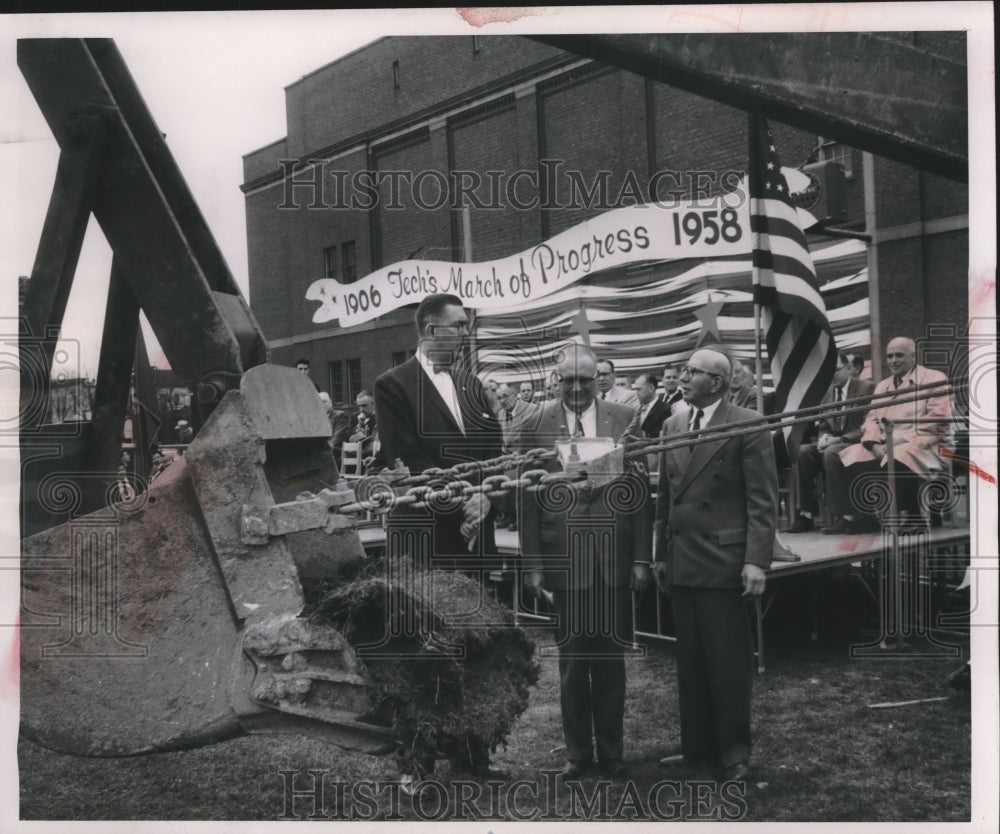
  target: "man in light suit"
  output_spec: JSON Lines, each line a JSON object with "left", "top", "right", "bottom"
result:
{"left": 653, "top": 348, "right": 777, "bottom": 782}
{"left": 727, "top": 360, "right": 761, "bottom": 410}
{"left": 519, "top": 344, "right": 651, "bottom": 779}
{"left": 596, "top": 359, "right": 640, "bottom": 409}
{"left": 785, "top": 353, "right": 876, "bottom": 532}
{"left": 825, "top": 336, "right": 952, "bottom": 532}
{"left": 495, "top": 383, "right": 540, "bottom": 530}
{"left": 496, "top": 383, "right": 540, "bottom": 453}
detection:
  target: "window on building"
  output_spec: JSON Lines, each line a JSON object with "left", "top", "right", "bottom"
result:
{"left": 391, "top": 350, "right": 410, "bottom": 367}
{"left": 341, "top": 240, "right": 357, "bottom": 283}
{"left": 323, "top": 245, "right": 338, "bottom": 279}
{"left": 392, "top": 60, "right": 400, "bottom": 89}
{"left": 328, "top": 360, "right": 344, "bottom": 404}
{"left": 347, "top": 358, "right": 363, "bottom": 402}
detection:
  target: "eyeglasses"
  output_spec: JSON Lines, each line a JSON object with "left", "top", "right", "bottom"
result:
{"left": 558, "top": 375, "right": 596, "bottom": 386}
{"left": 680, "top": 365, "right": 721, "bottom": 379}
{"left": 595, "top": 371, "right": 613, "bottom": 377}
{"left": 427, "top": 322, "right": 470, "bottom": 336}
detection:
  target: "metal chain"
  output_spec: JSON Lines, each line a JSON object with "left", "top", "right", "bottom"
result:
{"left": 333, "top": 377, "right": 966, "bottom": 518}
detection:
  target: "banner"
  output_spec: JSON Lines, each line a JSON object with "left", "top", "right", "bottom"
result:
{"left": 306, "top": 192, "right": 752, "bottom": 327}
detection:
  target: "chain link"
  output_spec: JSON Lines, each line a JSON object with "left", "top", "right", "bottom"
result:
{"left": 333, "top": 378, "right": 966, "bottom": 519}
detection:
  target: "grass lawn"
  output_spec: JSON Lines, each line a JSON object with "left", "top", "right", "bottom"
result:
{"left": 19, "top": 576, "right": 971, "bottom": 822}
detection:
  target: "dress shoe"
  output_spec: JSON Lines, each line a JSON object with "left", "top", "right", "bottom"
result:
{"left": 822, "top": 516, "right": 863, "bottom": 535}
{"left": 723, "top": 761, "right": 751, "bottom": 781}
{"left": 784, "top": 513, "right": 814, "bottom": 533}
{"left": 560, "top": 761, "right": 592, "bottom": 778}
{"left": 598, "top": 760, "right": 625, "bottom": 777}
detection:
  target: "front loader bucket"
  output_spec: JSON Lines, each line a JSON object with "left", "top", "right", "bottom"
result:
{"left": 20, "top": 460, "right": 244, "bottom": 755}
{"left": 20, "top": 364, "right": 396, "bottom": 757}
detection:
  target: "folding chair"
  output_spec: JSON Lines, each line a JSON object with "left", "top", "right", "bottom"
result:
{"left": 340, "top": 441, "right": 365, "bottom": 478}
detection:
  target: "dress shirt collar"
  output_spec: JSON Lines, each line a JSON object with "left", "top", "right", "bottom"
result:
{"left": 563, "top": 400, "right": 598, "bottom": 437}
{"left": 691, "top": 396, "right": 723, "bottom": 429}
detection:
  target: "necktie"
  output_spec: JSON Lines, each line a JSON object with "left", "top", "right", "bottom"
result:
{"left": 834, "top": 387, "right": 843, "bottom": 433}
{"left": 601, "top": 392, "right": 606, "bottom": 400}
{"left": 691, "top": 409, "right": 704, "bottom": 432}
{"left": 574, "top": 413, "right": 585, "bottom": 437}
{"left": 505, "top": 409, "right": 513, "bottom": 425}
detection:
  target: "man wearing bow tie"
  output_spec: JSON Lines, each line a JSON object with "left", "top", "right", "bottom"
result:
{"left": 826, "top": 336, "right": 952, "bottom": 531}
{"left": 374, "top": 293, "right": 503, "bottom": 566}
{"left": 373, "top": 293, "right": 505, "bottom": 777}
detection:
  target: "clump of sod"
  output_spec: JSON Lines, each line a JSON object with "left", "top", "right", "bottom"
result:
{"left": 305, "top": 557, "right": 540, "bottom": 775}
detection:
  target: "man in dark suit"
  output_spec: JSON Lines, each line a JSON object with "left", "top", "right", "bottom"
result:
{"left": 653, "top": 348, "right": 777, "bottom": 782}
{"left": 349, "top": 388, "right": 387, "bottom": 473}
{"left": 318, "top": 391, "right": 353, "bottom": 459}
{"left": 519, "top": 344, "right": 651, "bottom": 778}
{"left": 374, "top": 293, "right": 503, "bottom": 569}
{"left": 660, "top": 364, "right": 685, "bottom": 413}
{"left": 786, "top": 352, "right": 876, "bottom": 532}
{"left": 632, "top": 373, "right": 671, "bottom": 439}
{"left": 373, "top": 293, "right": 505, "bottom": 777}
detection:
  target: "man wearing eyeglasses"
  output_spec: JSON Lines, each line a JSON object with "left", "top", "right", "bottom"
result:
{"left": 518, "top": 344, "right": 651, "bottom": 779}
{"left": 595, "top": 359, "right": 640, "bottom": 409}
{"left": 652, "top": 348, "right": 777, "bottom": 784}
{"left": 373, "top": 293, "right": 505, "bottom": 776}
{"left": 375, "top": 293, "right": 502, "bottom": 562}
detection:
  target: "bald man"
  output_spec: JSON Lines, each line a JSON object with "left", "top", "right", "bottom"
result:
{"left": 653, "top": 348, "right": 777, "bottom": 783}
{"left": 519, "top": 344, "right": 651, "bottom": 778}
{"left": 825, "top": 336, "right": 952, "bottom": 531}
{"left": 727, "top": 360, "right": 761, "bottom": 410}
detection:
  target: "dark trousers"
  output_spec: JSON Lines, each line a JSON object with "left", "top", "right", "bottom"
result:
{"left": 797, "top": 439, "right": 848, "bottom": 515}
{"left": 669, "top": 586, "right": 753, "bottom": 767}
{"left": 827, "top": 458, "right": 924, "bottom": 519}
{"left": 553, "top": 581, "right": 631, "bottom": 767}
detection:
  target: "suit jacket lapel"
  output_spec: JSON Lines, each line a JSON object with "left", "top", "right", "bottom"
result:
{"left": 675, "top": 400, "right": 731, "bottom": 496}
{"left": 595, "top": 398, "right": 614, "bottom": 439}
{"left": 414, "top": 360, "right": 463, "bottom": 435}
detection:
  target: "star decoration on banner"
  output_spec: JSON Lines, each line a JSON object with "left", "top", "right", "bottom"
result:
{"left": 694, "top": 295, "right": 726, "bottom": 348}
{"left": 567, "top": 306, "right": 601, "bottom": 347}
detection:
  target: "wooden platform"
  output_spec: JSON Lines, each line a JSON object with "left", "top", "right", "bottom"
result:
{"left": 359, "top": 521, "right": 971, "bottom": 673}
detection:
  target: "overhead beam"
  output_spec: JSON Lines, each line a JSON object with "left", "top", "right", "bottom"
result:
{"left": 18, "top": 38, "right": 269, "bottom": 390}
{"left": 530, "top": 33, "right": 967, "bottom": 182}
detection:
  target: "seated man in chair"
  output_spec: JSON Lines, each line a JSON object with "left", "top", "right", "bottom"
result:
{"left": 824, "top": 337, "right": 951, "bottom": 532}
{"left": 785, "top": 352, "right": 875, "bottom": 532}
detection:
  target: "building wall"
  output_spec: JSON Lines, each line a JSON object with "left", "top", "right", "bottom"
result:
{"left": 244, "top": 33, "right": 970, "bottom": 397}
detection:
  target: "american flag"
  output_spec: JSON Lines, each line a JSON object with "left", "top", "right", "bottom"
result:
{"left": 748, "top": 112, "right": 837, "bottom": 459}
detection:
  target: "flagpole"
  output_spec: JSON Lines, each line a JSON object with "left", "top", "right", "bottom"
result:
{"left": 748, "top": 109, "right": 766, "bottom": 414}
{"left": 753, "top": 301, "right": 765, "bottom": 413}
{"left": 461, "top": 202, "right": 480, "bottom": 376}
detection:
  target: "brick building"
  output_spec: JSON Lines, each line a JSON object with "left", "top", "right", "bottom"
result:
{"left": 242, "top": 34, "right": 969, "bottom": 407}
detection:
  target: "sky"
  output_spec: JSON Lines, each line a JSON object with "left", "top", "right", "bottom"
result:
{"left": 0, "top": 10, "right": 387, "bottom": 375}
